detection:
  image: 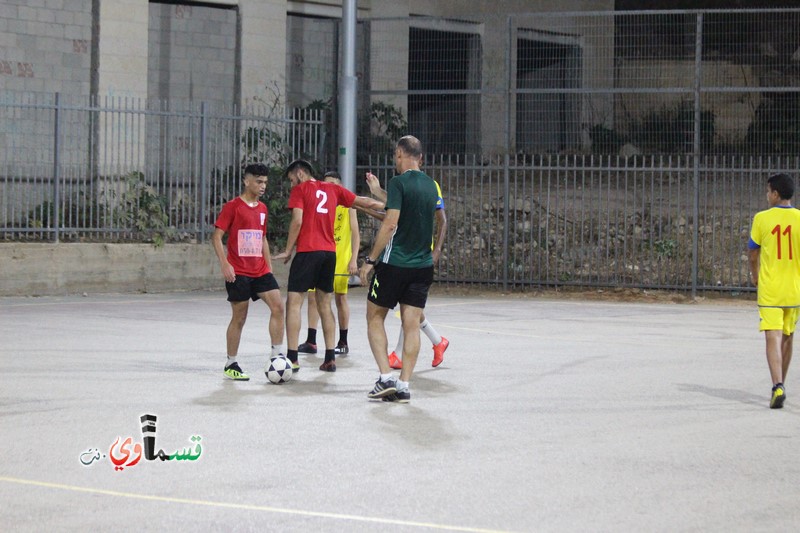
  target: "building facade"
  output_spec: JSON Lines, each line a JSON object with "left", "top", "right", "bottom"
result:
{"left": 0, "top": 0, "right": 613, "bottom": 157}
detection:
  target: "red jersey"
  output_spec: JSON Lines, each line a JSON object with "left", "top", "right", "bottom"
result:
{"left": 214, "top": 197, "right": 271, "bottom": 277}
{"left": 288, "top": 180, "right": 356, "bottom": 252}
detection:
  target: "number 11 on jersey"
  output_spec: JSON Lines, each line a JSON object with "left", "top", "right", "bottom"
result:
{"left": 772, "top": 224, "right": 793, "bottom": 260}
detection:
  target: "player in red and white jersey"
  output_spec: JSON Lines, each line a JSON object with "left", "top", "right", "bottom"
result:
{"left": 212, "top": 163, "right": 285, "bottom": 381}
{"left": 277, "top": 159, "right": 383, "bottom": 373}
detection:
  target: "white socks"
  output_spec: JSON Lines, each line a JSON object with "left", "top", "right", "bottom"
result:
{"left": 420, "top": 319, "right": 442, "bottom": 345}
{"left": 395, "top": 319, "right": 442, "bottom": 355}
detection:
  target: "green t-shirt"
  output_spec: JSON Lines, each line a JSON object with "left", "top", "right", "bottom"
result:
{"left": 381, "top": 169, "right": 439, "bottom": 268}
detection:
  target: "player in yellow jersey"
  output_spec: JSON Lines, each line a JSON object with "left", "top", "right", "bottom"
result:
{"left": 298, "top": 171, "right": 361, "bottom": 356}
{"left": 748, "top": 173, "right": 800, "bottom": 409}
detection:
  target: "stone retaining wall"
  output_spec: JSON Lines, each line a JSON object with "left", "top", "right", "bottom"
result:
{"left": 0, "top": 243, "right": 288, "bottom": 296}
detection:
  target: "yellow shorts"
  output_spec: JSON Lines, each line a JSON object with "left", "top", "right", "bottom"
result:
{"left": 332, "top": 253, "right": 350, "bottom": 294}
{"left": 758, "top": 307, "right": 800, "bottom": 334}
{"left": 307, "top": 272, "right": 349, "bottom": 295}
{"left": 333, "top": 272, "right": 349, "bottom": 294}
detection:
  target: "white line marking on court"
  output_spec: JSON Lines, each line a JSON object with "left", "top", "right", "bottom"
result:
{"left": 0, "top": 296, "right": 219, "bottom": 308}
{"left": 424, "top": 322, "right": 650, "bottom": 347}
{"left": 0, "top": 476, "right": 515, "bottom": 533}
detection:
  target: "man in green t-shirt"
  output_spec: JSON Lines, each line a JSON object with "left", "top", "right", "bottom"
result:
{"left": 359, "top": 135, "right": 439, "bottom": 404}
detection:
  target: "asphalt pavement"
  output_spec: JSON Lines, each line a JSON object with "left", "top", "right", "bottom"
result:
{"left": 1, "top": 290, "right": 798, "bottom": 532}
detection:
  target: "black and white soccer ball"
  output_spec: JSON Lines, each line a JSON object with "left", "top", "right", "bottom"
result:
{"left": 265, "top": 356, "right": 293, "bottom": 384}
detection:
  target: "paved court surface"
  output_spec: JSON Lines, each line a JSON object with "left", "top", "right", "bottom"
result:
{"left": 1, "top": 289, "right": 799, "bottom": 532}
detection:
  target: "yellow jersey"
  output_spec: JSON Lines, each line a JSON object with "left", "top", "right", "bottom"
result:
{"left": 749, "top": 205, "right": 800, "bottom": 307}
{"left": 333, "top": 205, "right": 352, "bottom": 274}
{"left": 431, "top": 180, "right": 444, "bottom": 250}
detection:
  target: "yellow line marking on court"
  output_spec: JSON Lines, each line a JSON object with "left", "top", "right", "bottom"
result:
{"left": 0, "top": 476, "right": 514, "bottom": 533}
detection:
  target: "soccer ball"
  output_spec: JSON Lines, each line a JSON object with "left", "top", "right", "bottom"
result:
{"left": 265, "top": 356, "right": 293, "bottom": 384}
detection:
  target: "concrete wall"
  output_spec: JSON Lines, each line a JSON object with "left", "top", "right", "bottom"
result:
{"left": 148, "top": 3, "right": 237, "bottom": 106}
{"left": 240, "top": 0, "right": 286, "bottom": 105}
{"left": 0, "top": 243, "right": 291, "bottom": 296}
{"left": 0, "top": 0, "right": 277, "bottom": 103}
{"left": 2, "top": 243, "right": 215, "bottom": 296}
{"left": 286, "top": 15, "right": 339, "bottom": 108}
{"left": 615, "top": 59, "right": 761, "bottom": 142}
{"left": 0, "top": 0, "right": 93, "bottom": 95}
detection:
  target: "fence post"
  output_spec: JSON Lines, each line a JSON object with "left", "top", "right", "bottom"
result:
{"left": 691, "top": 13, "right": 704, "bottom": 298}
{"left": 503, "top": 154, "right": 510, "bottom": 291}
{"left": 199, "top": 101, "right": 208, "bottom": 243}
{"left": 52, "top": 92, "right": 61, "bottom": 243}
{"left": 502, "top": 15, "right": 513, "bottom": 291}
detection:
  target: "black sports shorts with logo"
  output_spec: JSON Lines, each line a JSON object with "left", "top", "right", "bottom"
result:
{"left": 367, "top": 262, "right": 433, "bottom": 309}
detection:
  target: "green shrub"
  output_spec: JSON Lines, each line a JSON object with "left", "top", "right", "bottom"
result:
{"left": 745, "top": 94, "right": 800, "bottom": 154}
{"left": 629, "top": 101, "right": 715, "bottom": 153}
{"left": 589, "top": 124, "right": 626, "bottom": 154}
{"left": 112, "top": 171, "right": 174, "bottom": 247}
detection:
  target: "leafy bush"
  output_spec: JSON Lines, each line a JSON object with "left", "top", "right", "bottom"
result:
{"left": 264, "top": 166, "right": 292, "bottom": 250}
{"left": 589, "top": 124, "right": 626, "bottom": 154}
{"left": 358, "top": 101, "right": 408, "bottom": 158}
{"left": 27, "top": 190, "right": 107, "bottom": 230}
{"left": 629, "top": 101, "right": 715, "bottom": 153}
{"left": 112, "top": 171, "right": 174, "bottom": 247}
{"left": 744, "top": 94, "right": 800, "bottom": 154}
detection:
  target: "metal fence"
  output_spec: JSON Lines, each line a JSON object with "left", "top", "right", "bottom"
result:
{"left": 357, "top": 8, "right": 800, "bottom": 293}
{"left": 363, "top": 9, "right": 800, "bottom": 156}
{"left": 0, "top": 92, "right": 325, "bottom": 244}
{"left": 4, "top": 8, "right": 800, "bottom": 294}
{"left": 360, "top": 153, "right": 799, "bottom": 292}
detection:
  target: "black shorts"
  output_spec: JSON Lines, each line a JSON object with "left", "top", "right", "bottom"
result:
{"left": 226, "top": 273, "right": 280, "bottom": 302}
{"left": 367, "top": 262, "right": 434, "bottom": 309}
{"left": 288, "top": 251, "right": 336, "bottom": 293}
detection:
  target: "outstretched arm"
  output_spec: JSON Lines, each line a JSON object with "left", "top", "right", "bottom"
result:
{"left": 353, "top": 203, "right": 386, "bottom": 221}
{"left": 365, "top": 172, "right": 388, "bottom": 203}
{"left": 352, "top": 195, "right": 385, "bottom": 212}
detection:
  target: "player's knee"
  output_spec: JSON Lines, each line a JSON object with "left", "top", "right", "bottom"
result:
{"left": 269, "top": 298, "right": 285, "bottom": 315}
{"left": 231, "top": 312, "right": 247, "bottom": 329}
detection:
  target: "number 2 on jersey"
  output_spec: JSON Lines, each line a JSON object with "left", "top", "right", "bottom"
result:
{"left": 315, "top": 190, "right": 329, "bottom": 214}
{"left": 772, "top": 224, "right": 793, "bottom": 260}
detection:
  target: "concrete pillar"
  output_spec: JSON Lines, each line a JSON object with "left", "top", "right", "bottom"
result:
{"left": 96, "top": 0, "right": 148, "bottom": 175}
{"left": 239, "top": 0, "right": 287, "bottom": 106}
{"left": 367, "top": 0, "right": 409, "bottom": 114}
{"left": 97, "top": 0, "right": 148, "bottom": 100}
{"left": 481, "top": 13, "right": 511, "bottom": 154}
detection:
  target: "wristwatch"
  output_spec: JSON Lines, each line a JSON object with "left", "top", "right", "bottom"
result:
{"left": 365, "top": 257, "right": 377, "bottom": 265}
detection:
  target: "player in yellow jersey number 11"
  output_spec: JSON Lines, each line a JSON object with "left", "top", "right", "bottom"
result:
{"left": 748, "top": 173, "right": 800, "bottom": 409}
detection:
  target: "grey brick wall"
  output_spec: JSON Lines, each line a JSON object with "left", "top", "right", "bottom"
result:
{"left": 148, "top": 2, "right": 237, "bottom": 107}
{"left": 146, "top": 2, "right": 238, "bottom": 181}
{"left": 0, "top": 0, "right": 92, "bottom": 96}
{"left": 285, "top": 15, "right": 338, "bottom": 108}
